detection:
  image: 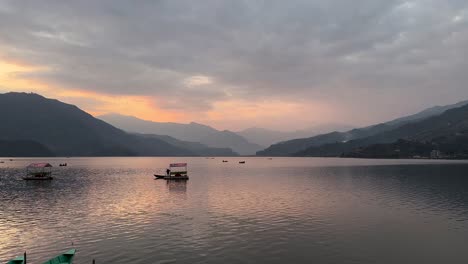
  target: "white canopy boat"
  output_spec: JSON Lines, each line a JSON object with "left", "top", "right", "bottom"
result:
{"left": 154, "top": 163, "right": 189, "bottom": 180}
{"left": 23, "top": 163, "right": 53, "bottom": 180}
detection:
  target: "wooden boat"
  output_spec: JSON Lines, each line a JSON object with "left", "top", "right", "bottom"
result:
{"left": 239, "top": 161, "right": 246, "bottom": 164}
{"left": 154, "top": 175, "right": 189, "bottom": 180}
{"left": 42, "top": 249, "right": 76, "bottom": 264}
{"left": 23, "top": 163, "right": 53, "bottom": 180}
{"left": 154, "top": 171, "right": 189, "bottom": 180}
{"left": 7, "top": 255, "right": 25, "bottom": 264}
{"left": 154, "top": 174, "right": 166, "bottom": 179}
{"left": 154, "top": 163, "right": 189, "bottom": 180}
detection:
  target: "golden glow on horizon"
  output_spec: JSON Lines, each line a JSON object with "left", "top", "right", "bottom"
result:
{"left": 203, "top": 99, "right": 337, "bottom": 130}
{"left": 0, "top": 59, "right": 53, "bottom": 93}
{"left": 55, "top": 89, "right": 184, "bottom": 122}
{"left": 0, "top": 58, "right": 337, "bottom": 130}
{"left": 0, "top": 58, "right": 184, "bottom": 123}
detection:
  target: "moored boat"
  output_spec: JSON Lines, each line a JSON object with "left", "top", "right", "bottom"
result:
{"left": 23, "top": 163, "right": 53, "bottom": 180}
{"left": 154, "top": 163, "right": 189, "bottom": 180}
{"left": 7, "top": 254, "right": 25, "bottom": 264}
{"left": 42, "top": 249, "right": 76, "bottom": 264}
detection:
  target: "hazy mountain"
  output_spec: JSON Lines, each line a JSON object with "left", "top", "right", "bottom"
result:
{"left": 99, "top": 113, "right": 263, "bottom": 155}
{"left": 135, "top": 133, "right": 238, "bottom": 156}
{"left": 199, "top": 130, "right": 263, "bottom": 155}
{"left": 0, "top": 140, "right": 54, "bottom": 157}
{"left": 237, "top": 124, "right": 353, "bottom": 147}
{"left": 0, "top": 92, "right": 233, "bottom": 156}
{"left": 257, "top": 99, "right": 468, "bottom": 156}
{"left": 297, "top": 102, "right": 468, "bottom": 157}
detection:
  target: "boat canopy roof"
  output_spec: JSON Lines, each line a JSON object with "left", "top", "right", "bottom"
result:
{"left": 27, "top": 163, "right": 53, "bottom": 168}
{"left": 170, "top": 163, "right": 187, "bottom": 168}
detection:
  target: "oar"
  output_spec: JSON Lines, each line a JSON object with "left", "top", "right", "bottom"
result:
{"left": 24, "top": 251, "right": 27, "bottom": 264}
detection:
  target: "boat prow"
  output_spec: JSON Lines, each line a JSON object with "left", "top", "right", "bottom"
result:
{"left": 43, "top": 249, "right": 76, "bottom": 264}
{"left": 7, "top": 255, "right": 25, "bottom": 264}
{"left": 23, "top": 176, "right": 53, "bottom": 180}
{"left": 154, "top": 174, "right": 189, "bottom": 180}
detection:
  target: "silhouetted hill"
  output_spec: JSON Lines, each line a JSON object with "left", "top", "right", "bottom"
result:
{"left": 297, "top": 103, "right": 468, "bottom": 157}
{"left": 237, "top": 123, "right": 353, "bottom": 147}
{"left": 0, "top": 140, "right": 54, "bottom": 157}
{"left": 257, "top": 99, "right": 468, "bottom": 156}
{"left": 0, "top": 92, "right": 204, "bottom": 156}
{"left": 99, "top": 113, "right": 262, "bottom": 155}
{"left": 342, "top": 138, "right": 468, "bottom": 159}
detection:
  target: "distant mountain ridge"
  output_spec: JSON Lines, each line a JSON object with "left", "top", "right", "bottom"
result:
{"left": 0, "top": 92, "right": 236, "bottom": 157}
{"left": 257, "top": 99, "right": 468, "bottom": 156}
{"left": 135, "top": 133, "right": 238, "bottom": 156}
{"left": 99, "top": 113, "right": 263, "bottom": 155}
{"left": 300, "top": 103, "right": 468, "bottom": 158}
{"left": 237, "top": 123, "right": 353, "bottom": 147}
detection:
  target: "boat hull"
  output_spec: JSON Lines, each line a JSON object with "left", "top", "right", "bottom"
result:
{"left": 42, "top": 249, "right": 75, "bottom": 264}
{"left": 154, "top": 174, "right": 189, "bottom": 180}
{"left": 23, "top": 176, "right": 53, "bottom": 180}
{"left": 7, "top": 256, "right": 24, "bottom": 264}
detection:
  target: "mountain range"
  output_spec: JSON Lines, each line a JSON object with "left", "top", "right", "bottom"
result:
{"left": 98, "top": 114, "right": 264, "bottom": 155}
{"left": 333, "top": 103, "right": 468, "bottom": 159}
{"left": 0, "top": 92, "right": 236, "bottom": 157}
{"left": 236, "top": 123, "right": 353, "bottom": 147}
{"left": 2, "top": 92, "right": 468, "bottom": 159}
{"left": 258, "top": 99, "right": 468, "bottom": 156}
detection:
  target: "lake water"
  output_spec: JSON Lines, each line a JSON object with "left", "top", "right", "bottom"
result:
{"left": 1, "top": 157, "right": 468, "bottom": 264}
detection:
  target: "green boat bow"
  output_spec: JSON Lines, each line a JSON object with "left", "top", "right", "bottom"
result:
{"left": 7, "top": 255, "right": 24, "bottom": 264}
{"left": 42, "top": 249, "right": 76, "bottom": 264}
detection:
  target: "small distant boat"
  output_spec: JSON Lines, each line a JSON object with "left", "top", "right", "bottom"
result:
{"left": 154, "top": 163, "right": 189, "bottom": 180}
{"left": 0, "top": 161, "right": 4, "bottom": 163}
{"left": 7, "top": 254, "right": 25, "bottom": 264}
{"left": 239, "top": 161, "right": 246, "bottom": 164}
{"left": 59, "top": 163, "right": 68, "bottom": 167}
{"left": 23, "top": 163, "right": 53, "bottom": 180}
{"left": 43, "top": 249, "right": 76, "bottom": 264}
{"left": 222, "top": 160, "right": 228, "bottom": 163}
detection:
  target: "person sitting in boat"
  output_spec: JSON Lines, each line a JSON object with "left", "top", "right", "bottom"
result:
{"left": 166, "top": 168, "right": 171, "bottom": 176}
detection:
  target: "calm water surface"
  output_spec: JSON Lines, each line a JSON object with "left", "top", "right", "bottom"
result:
{"left": 1, "top": 157, "right": 468, "bottom": 263}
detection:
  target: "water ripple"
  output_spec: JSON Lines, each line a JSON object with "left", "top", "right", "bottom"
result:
{"left": 1, "top": 158, "right": 468, "bottom": 263}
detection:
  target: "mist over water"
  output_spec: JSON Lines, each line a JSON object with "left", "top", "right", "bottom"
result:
{"left": 1, "top": 157, "right": 468, "bottom": 263}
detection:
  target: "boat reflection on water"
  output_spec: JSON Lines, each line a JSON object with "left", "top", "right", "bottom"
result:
{"left": 166, "top": 180, "right": 187, "bottom": 194}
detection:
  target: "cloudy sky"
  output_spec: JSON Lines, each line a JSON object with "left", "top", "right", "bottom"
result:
{"left": 0, "top": 0, "right": 467, "bottom": 131}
